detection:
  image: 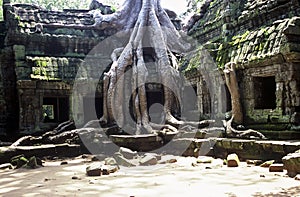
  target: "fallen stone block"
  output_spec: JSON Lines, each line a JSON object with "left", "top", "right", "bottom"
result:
{"left": 11, "top": 155, "right": 28, "bottom": 168}
{"left": 119, "top": 147, "right": 138, "bottom": 159}
{"left": 196, "top": 156, "right": 214, "bottom": 164}
{"left": 246, "top": 160, "right": 263, "bottom": 166}
{"left": 102, "top": 165, "right": 119, "bottom": 175}
{"left": 282, "top": 151, "right": 300, "bottom": 177}
{"left": 140, "top": 154, "right": 158, "bottom": 166}
{"left": 86, "top": 162, "right": 119, "bottom": 176}
{"left": 144, "top": 153, "right": 161, "bottom": 161}
{"left": 260, "top": 160, "right": 275, "bottom": 168}
{"left": 158, "top": 155, "right": 177, "bottom": 164}
{"left": 114, "top": 153, "right": 137, "bottom": 167}
{"left": 86, "top": 162, "right": 102, "bottom": 176}
{"left": 269, "top": 164, "right": 284, "bottom": 172}
{"left": 104, "top": 157, "right": 118, "bottom": 166}
{"left": 227, "top": 153, "right": 240, "bottom": 167}
{"left": 0, "top": 163, "right": 13, "bottom": 170}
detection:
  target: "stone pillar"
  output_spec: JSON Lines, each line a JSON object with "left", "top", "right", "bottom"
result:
{"left": 17, "top": 81, "right": 38, "bottom": 132}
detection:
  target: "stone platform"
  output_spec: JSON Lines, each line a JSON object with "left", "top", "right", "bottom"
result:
{"left": 165, "top": 138, "right": 300, "bottom": 161}
{"left": 1, "top": 137, "right": 299, "bottom": 164}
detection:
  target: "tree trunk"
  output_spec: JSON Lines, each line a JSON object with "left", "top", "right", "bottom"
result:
{"left": 224, "top": 62, "right": 266, "bottom": 139}
{"left": 5, "top": 0, "right": 220, "bottom": 151}
{"left": 96, "top": 0, "right": 205, "bottom": 134}
{"left": 224, "top": 62, "right": 243, "bottom": 125}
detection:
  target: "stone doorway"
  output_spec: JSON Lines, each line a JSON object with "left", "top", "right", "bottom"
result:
{"left": 253, "top": 76, "right": 276, "bottom": 109}
{"left": 83, "top": 97, "right": 103, "bottom": 124}
{"left": 42, "top": 97, "right": 69, "bottom": 123}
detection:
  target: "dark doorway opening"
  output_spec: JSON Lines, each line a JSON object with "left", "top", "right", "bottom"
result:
{"left": 83, "top": 97, "right": 103, "bottom": 123}
{"left": 146, "top": 85, "right": 164, "bottom": 124}
{"left": 183, "top": 85, "right": 198, "bottom": 111}
{"left": 254, "top": 76, "right": 276, "bottom": 109}
{"left": 222, "top": 85, "right": 232, "bottom": 113}
{"left": 43, "top": 97, "right": 69, "bottom": 123}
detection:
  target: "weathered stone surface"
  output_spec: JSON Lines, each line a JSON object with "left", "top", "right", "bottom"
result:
{"left": 144, "top": 153, "right": 161, "bottom": 161}
{"left": 227, "top": 154, "right": 240, "bottom": 167}
{"left": 140, "top": 154, "right": 158, "bottom": 166}
{"left": 102, "top": 165, "right": 119, "bottom": 175}
{"left": 158, "top": 155, "right": 178, "bottom": 164}
{"left": 114, "top": 153, "right": 137, "bottom": 167}
{"left": 119, "top": 147, "right": 138, "bottom": 160}
{"left": 0, "top": 144, "right": 81, "bottom": 164}
{"left": 110, "top": 134, "right": 163, "bottom": 152}
{"left": 260, "top": 160, "right": 275, "bottom": 168}
{"left": 282, "top": 152, "right": 300, "bottom": 177}
{"left": 104, "top": 157, "right": 117, "bottom": 166}
{"left": 246, "top": 160, "right": 263, "bottom": 166}
{"left": 269, "top": 164, "right": 284, "bottom": 172}
{"left": 196, "top": 156, "right": 214, "bottom": 164}
{"left": 86, "top": 162, "right": 102, "bottom": 176}
{"left": 86, "top": 162, "right": 118, "bottom": 176}
{"left": 11, "top": 155, "right": 28, "bottom": 168}
{"left": 0, "top": 163, "right": 13, "bottom": 170}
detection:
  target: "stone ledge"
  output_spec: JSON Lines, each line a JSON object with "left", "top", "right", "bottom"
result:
{"left": 0, "top": 144, "right": 81, "bottom": 164}
{"left": 166, "top": 137, "right": 300, "bottom": 161}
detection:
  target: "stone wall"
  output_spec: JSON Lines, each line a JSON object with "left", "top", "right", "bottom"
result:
{"left": 0, "top": 2, "right": 113, "bottom": 133}
{"left": 1, "top": 0, "right": 300, "bottom": 134}
{"left": 187, "top": 0, "right": 300, "bottom": 130}
{"left": 0, "top": 1, "right": 182, "bottom": 134}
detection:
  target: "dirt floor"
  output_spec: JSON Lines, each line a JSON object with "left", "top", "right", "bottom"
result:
{"left": 0, "top": 156, "right": 299, "bottom": 197}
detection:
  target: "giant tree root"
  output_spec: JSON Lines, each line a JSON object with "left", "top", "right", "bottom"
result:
{"left": 225, "top": 117, "right": 266, "bottom": 139}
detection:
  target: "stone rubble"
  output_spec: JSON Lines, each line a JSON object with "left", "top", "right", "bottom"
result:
{"left": 139, "top": 154, "right": 158, "bottom": 166}
{"left": 260, "top": 160, "right": 275, "bottom": 168}
{"left": 269, "top": 164, "right": 284, "bottom": 172}
{"left": 282, "top": 150, "right": 300, "bottom": 177}
{"left": 119, "top": 147, "right": 138, "bottom": 160}
{"left": 226, "top": 153, "right": 240, "bottom": 167}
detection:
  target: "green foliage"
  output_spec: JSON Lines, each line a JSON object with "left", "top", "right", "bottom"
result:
{"left": 0, "top": 1, "right": 3, "bottom": 21}
{"left": 0, "top": 0, "right": 120, "bottom": 20}
{"left": 12, "top": 0, "right": 90, "bottom": 10}
{"left": 11, "top": 0, "right": 119, "bottom": 11}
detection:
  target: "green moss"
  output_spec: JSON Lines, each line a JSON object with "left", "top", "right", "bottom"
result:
{"left": 41, "top": 67, "right": 47, "bottom": 76}
{"left": 32, "top": 68, "right": 40, "bottom": 75}
{"left": 209, "top": 0, "right": 218, "bottom": 8}
{"left": 185, "top": 47, "right": 202, "bottom": 72}
{"left": 231, "top": 31, "right": 250, "bottom": 45}
{"left": 259, "top": 42, "right": 265, "bottom": 51}
{"left": 14, "top": 14, "right": 20, "bottom": 21}
{"left": 18, "top": 22, "right": 25, "bottom": 28}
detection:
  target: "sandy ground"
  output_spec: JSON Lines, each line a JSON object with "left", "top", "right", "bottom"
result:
{"left": 0, "top": 156, "right": 299, "bottom": 197}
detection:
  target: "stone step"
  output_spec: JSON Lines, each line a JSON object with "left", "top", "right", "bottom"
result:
{"left": 0, "top": 143, "right": 81, "bottom": 164}
{"left": 165, "top": 138, "right": 300, "bottom": 161}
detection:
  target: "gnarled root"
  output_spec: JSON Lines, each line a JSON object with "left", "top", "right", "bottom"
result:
{"left": 225, "top": 117, "right": 266, "bottom": 139}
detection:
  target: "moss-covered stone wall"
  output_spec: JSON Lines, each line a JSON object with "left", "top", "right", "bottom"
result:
{"left": 0, "top": 2, "right": 114, "bottom": 133}
{"left": 187, "top": 0, "right": 300, "bottom": 130}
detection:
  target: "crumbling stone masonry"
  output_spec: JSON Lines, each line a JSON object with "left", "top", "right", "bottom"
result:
{"left": 0, "top": 0, "right": 299, "bottom": 137}
{"left": 0, "top": 0, "right": 182, "bottom": 135}
{"left": 186, "top": 0, "right": 300, "bottom": 132}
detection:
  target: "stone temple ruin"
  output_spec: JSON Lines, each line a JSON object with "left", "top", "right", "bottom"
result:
{"left": 185, "top": 0, "right": 300, "bottom": 137}
{"left": 0, "top": 0, "right": 299, "bottom": 141}
{"left": 0, "top": 0, "right": 300, "bottom": 182}
{"left": 0, "top": 0, "right": 183, "bottom": 136}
